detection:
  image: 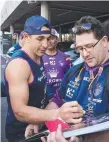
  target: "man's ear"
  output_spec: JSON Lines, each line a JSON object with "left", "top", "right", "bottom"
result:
{"left": 23, "top": 33, "right": 31, "bottom": 40}
{"left": 102, "top": 36, "right": 108, "bottom": 48}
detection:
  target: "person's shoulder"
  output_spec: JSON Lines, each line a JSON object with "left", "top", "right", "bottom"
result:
{"left": 7, "top": 46, "right": 15, "bottom": 53}
{"left": 6, "top": 58, "right": 31, "bottom": 74}
{"left": 7, "top": 43, "right": 20, "bottom": 57}
{"left": 58, "top": 50, "right": 66, "bottom": 56}
{"left": 5, "top": 58, "right": 31, "bottom": 81}
{"left": 69, "top": 62, "right": 84, "bottom": 72}
{"left": 58, "top": 50, "right": 70, "bottom": 59}
{"left": 73, "top": 56, "right": 84, "bottom": 66}
{"left": 5, "top": 58, "right": 31, "bottom": 82}
{"left": 8, "top": 58, "right": 29, "bottom": 66}
{"left": 73, "top": 62, "right": 84, "bottom": 68}
{"left": 42, "top": 53, "right": 47, "bottom": 58}
{"left": 15, "top": 43, "right": 21, "bottom": 49}
{"left": 8, "top": 43, "right": 18, "bottom": 50}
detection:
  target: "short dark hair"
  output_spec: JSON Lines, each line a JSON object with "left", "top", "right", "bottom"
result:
{"left": 103, "top": 19, "right": 109, "bottom": 40}
{"left": 73, "top": 16, "right": 104, "bottom": 40}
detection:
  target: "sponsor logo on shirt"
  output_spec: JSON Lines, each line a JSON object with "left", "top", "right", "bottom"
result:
{"left": 49, "top": 57, "right": 55, "bottom": 60}
{"left": 66, "top": 87, "right": 74, "bottom": 98}
{"left": 38, "top": 71, "right": 46, "bottom": 82}
{"left": 44, "top": 62, "right": 49, "bottom": 65}
{"left": 83, "top": 77, "right": 90, "bottom": 82}
{"left": 40, "top": 67, "right": 44, "bottom": 71}
{"left": 59, "top": 60, "right": 64, "bottom": 66}
{"left": 50, "top": 60, "right": 56, "bottom": 65}
{"left": 48, "top": 78, "right": 62, "bottom": 83}
{"left": 48, "top": 69, "right": 59, "bottom": 78}
{"left": 94, "top": 83, "right": 103, "bottom": 97}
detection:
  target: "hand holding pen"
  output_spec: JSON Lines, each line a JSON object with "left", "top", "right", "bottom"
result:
{"left": 57, "top": 101, "right": 85, "bottom": 124}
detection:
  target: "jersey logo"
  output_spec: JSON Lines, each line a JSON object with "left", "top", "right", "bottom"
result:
{"left": 48, "top": 69, "right": 59, "bottom": 78}
{"left": 59, "top": 60, "right": 64, "bottom": 66}
{"left": 49, "top": 57, "right": 55, "bottom": 60}
{"left": 44, "top": 62, "right": 49, "bottom": 65}
{"left": 50, "top": 60, "right": 55, "bottom": 65}
{"left": 94, "top": 83, "right": 103, "bottom": 97}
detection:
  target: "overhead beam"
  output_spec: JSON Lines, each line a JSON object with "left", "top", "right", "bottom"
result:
{"left": 52, "top": 3, "right": 108, "bottom": 14}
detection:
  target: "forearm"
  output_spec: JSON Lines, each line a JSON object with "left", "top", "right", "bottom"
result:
{"left": 14, "top": 105, "right": 59, "bottom": 124}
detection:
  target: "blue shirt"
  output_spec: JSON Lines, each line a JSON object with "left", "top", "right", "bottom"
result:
{"left": 7, "top": 43, "right": 21, "bottom": 57}
{"left": 52, "top": 60, "right": 109, "bottom": 118}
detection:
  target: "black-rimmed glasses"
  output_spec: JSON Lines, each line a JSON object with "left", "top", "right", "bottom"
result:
{"left": 75, "top": 38, "right": 102, "bottom": 53}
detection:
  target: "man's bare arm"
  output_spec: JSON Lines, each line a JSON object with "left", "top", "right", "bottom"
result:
{"left": 6, "top": 59, "right": 58, "bottom": 124}
{"left": 6, "top": 59, "right": 84, "bottom": 124}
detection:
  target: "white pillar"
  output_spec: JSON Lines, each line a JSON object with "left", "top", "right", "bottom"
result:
{"left": 15, "top": 33, "right": 18, "bottom": 43}
{"left": 0, "top": 31, "right": 3, "bottom": 54}
{"left": 41, "top": 1, "right": 51, "bottom": 21}
{"left": 10, "top": 24, "right": 14, "bottom": 35}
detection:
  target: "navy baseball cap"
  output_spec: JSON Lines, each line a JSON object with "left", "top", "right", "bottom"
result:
{"left": 24, "top": 15, "right": 51, "bottom": 35}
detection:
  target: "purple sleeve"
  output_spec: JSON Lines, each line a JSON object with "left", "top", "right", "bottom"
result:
{"left": 51, "top": 89, "right": 64, "bottom": 107}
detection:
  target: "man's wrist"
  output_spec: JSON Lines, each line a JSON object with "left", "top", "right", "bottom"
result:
{"left": 52, "top": 109, "right": 59, "bottom": 120}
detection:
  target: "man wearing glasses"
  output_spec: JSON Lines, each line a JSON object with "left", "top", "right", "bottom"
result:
{"left": 41, "top": 16, "right": 109, "bottom": 142}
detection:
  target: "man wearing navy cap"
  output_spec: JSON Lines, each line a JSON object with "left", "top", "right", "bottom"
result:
{"left": 4, "top": 15, "right": 83, "bottom": 142}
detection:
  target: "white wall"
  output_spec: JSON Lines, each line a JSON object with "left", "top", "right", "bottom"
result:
{"left": 1, "top": 0, "right": 23, "bottom": 25}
